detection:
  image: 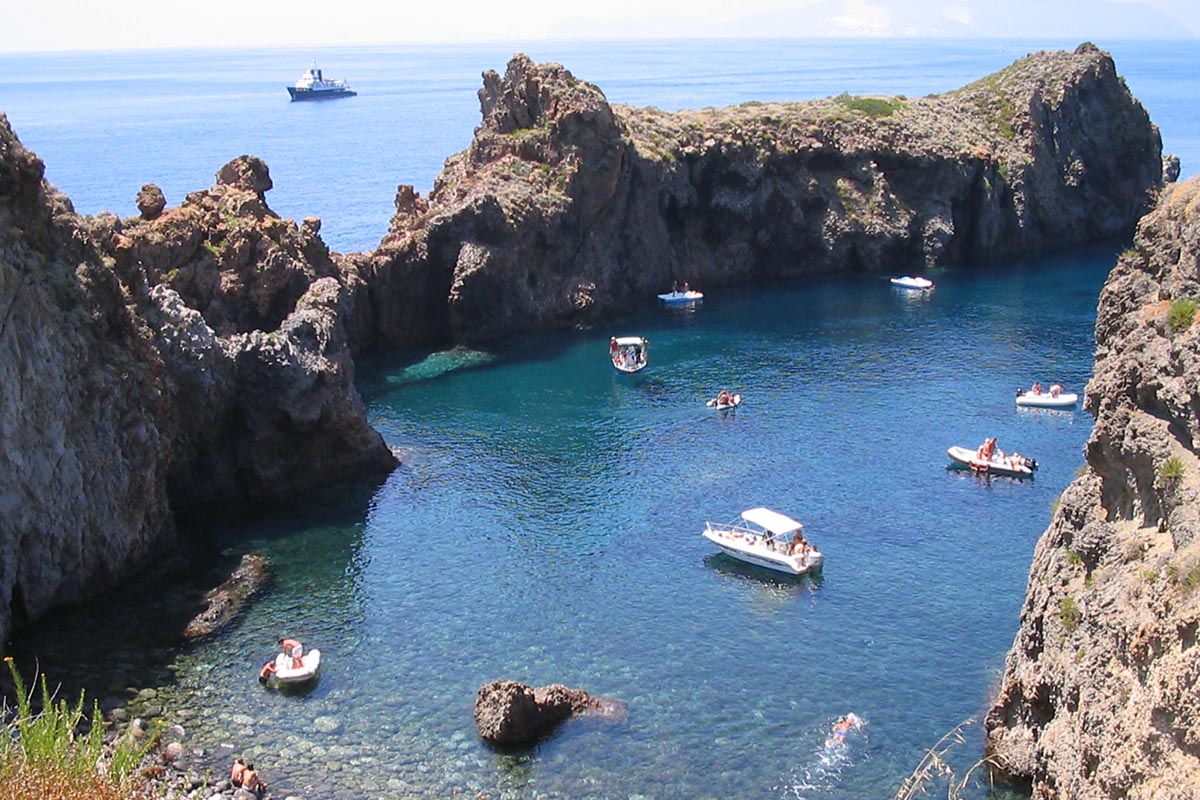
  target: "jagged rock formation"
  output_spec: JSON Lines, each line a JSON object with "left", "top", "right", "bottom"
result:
{"left": 359, "top": 43, "right": 1161, "bottom": 346}
{"left": 0, "top": 119, "right": 395, "bottom": 645}
{"left": 985, "top": 176, "right": 1200, "bottom": 799}
{"left": 474, "top": 678, "right": 624, "bottom": 745}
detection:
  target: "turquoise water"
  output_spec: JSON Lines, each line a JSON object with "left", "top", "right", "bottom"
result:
{"left": 13, "top": 247, "right": 1114, "bottom": 798}
{"left": 1, "top": 38, "right": 1187, "bottom": 798}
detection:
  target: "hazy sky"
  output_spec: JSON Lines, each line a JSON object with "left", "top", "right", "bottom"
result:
{"left": 5, "top": 0, "right": 1197, "bottom": 52}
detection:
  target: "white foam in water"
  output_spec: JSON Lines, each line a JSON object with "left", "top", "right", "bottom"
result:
{"left": 778, "top": 714, "right": 868, "bottom": 799}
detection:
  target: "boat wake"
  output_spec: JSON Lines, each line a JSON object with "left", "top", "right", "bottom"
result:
{"left": 776, "top": 714, "right": 868, "bottom": 799}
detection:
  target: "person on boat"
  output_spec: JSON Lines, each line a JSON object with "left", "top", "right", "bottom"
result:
{"left": 1049, "top": 382, "right": 1063, "bottom": 397}
{"left": 610, "top": 337, "right": 619, "bottom": 357}
{"left": 230, "top": 757, "right": 247, "bottom": 787}
{"left": 242, "top": 763, "right": 267, "bottom": 798}
{"left": 789, "top": 529, "right": 807, "bottom": 555}
{"left": 717, "top": 389, "right": 731, "bottom": 406}
{"left": 682, "top": 281, "right": 691, "bottom": 292}
{"left": 279, "top": 637, "right": 303, "bottom": 669}
{"left": 1031, "top": 382, "right": 1043, "bottom": 395}
{"left": 257, "top": 660, "right": 277, "bottom": 684}
{"left": 976, "top": 437, "right": 997, "bottom": 461}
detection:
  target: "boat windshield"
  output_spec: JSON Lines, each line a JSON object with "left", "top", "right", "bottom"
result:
{"left": 740, "top": 507, "right": 804, "bottom": 537}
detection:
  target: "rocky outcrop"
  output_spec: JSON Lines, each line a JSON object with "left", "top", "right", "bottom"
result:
{"left": 985, "top": 176, "right": 1200, "bottom": 798}
{"left": 182, "top": 552, "right": 270, "bottom": 640}
{"left": 359, "top": 44, "right": 1161, "bottom": 346}
{"left": 474, "top": 678, "right": 620, "bottom": 745}
{"left": 0, "top": 119, "right": 395, "bottom": 645}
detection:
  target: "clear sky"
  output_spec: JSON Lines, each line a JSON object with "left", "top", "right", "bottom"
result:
{"left": 5, "top": 0, "right": 1197, "bottom": 53}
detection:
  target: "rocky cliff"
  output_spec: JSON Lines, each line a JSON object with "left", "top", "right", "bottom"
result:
{"left": 0, "top": 119, "right": 395, "bottom": 644}
{"left": 985, "top": 176, "right": 1200, "bottom": 798}
{"left": 358, "top": 43, "right": 1161, "bottom": 346}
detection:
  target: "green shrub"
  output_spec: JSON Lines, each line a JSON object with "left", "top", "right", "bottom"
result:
{"left": 1159, "top": 456, "right": 1185, "bottom": 482}
{"left": 1168, "top": 298, "right": 1197, "bottom": 333}
{"left": 1065, "top": 549, "right": 1083, "bottom": 567}
{"left": 832, "top": 92, "right": 904, "bottom": 118}
{"left": 1059, "top": 596, "right": 1082, "bottom": 632}
{"left": 0, "top": 658, "right": 155, "bottom": 797}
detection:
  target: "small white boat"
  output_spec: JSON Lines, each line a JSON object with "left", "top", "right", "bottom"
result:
{"left": 610, "top": 336, "right": 649, "bottom": 373}
{"left": 1015, "top": 389, "right": 1078, "bottom": 409}
{"left": 702, "top": 507, "right": 823, "bottom": 576}
{"left": 705, "top": 393, "right": 742, "bottom": 410}
{"left": 890, "top": 276, "right": 934, "bottom": 290}
{"left": 947, "top": 445, "right": 1037, "bottom": 478}
{"left": 657, "top": 289, "right": 704, "bottom": 304}
{"left": 271, "top": 648, "right": 322, "bottom": 684}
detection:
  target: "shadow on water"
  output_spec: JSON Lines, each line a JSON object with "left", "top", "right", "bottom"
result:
{"left": 2, "top": 472, "right": 388, "bottom": 715}
{"left": 703, "top": 553, "right": 825, "bottom": 597}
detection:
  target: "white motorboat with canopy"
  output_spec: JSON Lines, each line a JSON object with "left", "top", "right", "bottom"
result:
{"left": 702, "top": 507, "right": 823, "bottom": 576}
{"left": 610, "top": 336, "right": 649, "bottom": 373}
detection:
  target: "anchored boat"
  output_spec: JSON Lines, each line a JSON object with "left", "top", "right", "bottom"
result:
{"left": 702, "top": 507, "right": 823, "bottom": 576}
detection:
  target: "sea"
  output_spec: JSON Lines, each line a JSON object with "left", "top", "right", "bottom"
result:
{"left": 2, "top": 39, "right": 1198, "bottom": 800}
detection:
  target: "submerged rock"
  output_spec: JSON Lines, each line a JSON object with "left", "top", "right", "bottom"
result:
{"left": 182, "top": 552, "right": 270, "bottom": 640}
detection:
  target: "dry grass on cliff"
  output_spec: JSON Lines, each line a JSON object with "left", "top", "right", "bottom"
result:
{"left": 1, "top": 658, "right": 156, "bottom": 800}
{"left": 0, "top": 762, "right": 151, "bottom": 800}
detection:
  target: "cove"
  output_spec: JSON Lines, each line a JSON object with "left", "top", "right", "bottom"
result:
{"left": 12, "top": 245, "right": 1117, "bottom": 799}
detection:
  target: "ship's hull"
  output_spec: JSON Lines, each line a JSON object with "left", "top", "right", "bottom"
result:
{"left": 288, "top": 87, "right": 357, "bottom": 101}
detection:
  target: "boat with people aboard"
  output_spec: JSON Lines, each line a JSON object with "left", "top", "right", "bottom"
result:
{"left": 706, "top": 390, "right": 741, "bottom": 410}
{"left": 890, "top": 275, "right": 934, "bottom": 290}
{"left": 260, "top": 648, "right": 322, "bottom": 686}
{"left": 610, "top": 336, "right": 649, "bottom": 373}
{"left": 702, "top": 507, "right": 823, "bottom": 576}
{"left": 658, "top": 288, "right": 704, "bottom": 304}
{"left": 947, "top": 440, "right": 1038, "bottom": 478}
{"left": 287, "top": 61, "right": 357, "bottom": 100}
{"left": 1015, "top": 382, "right": 1077, "bottom": 409}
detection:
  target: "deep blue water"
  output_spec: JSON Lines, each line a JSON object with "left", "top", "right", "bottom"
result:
{"left": 1, "top": 39, "right": 1193, "bottom": 800}
{"left": 0, "top": 39, "right": 1196, "bottom": 254}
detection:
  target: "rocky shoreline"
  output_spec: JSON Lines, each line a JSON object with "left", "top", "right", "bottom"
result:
{"left": 985, "top": 175, "right": 1200, "bottom": 798}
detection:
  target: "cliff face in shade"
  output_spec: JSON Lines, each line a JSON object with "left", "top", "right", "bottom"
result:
{"left": 356, "top": 43, "right": 1162, "bottom": 347}
{"left": 985, "top": 176, "right": 1200, "bottom": 799}
{"left": 0, "top": 122, "right": 395, "bottom": 645}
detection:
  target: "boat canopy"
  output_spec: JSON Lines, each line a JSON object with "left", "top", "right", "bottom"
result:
{"left": 614, "top": 336, "right": 647, "bottom": 346}
{"left": 741, "top": 507, "right": 804, "bottom": 536}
